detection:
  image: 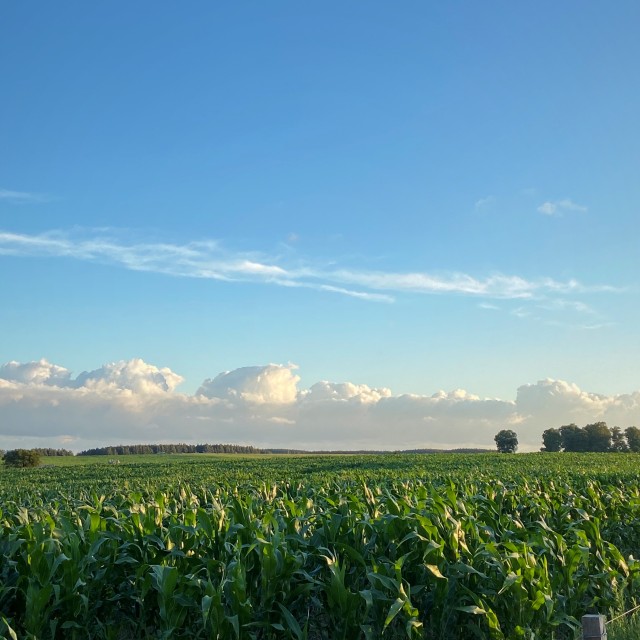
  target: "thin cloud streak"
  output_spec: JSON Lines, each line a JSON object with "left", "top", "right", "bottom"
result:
{"left": 0, "top": 189, "right": 50, "bottom": 203}
{"left": 0, "top": 229, "right": 617, "bottom": 303}
{"left": 317, "top": 284, "right": 394, "bottom": 303}
{"left": 474, "top": 196, "right": 495, "bottom": 210}
{"left": 537, "top": 199, "right": 587, "bottom": 216}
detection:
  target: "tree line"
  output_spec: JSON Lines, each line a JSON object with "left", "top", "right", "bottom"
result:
{"left": 32, "top": 447, "right": 75, "bottom": 456}
{"left": 541, "top": 423, "right": 640, "bottom": 452}
{"left": 78, "top": 443, "right": 263, "bottom": 456}
{"left": 0, "top": 447, "right": 72, "bottom": 458}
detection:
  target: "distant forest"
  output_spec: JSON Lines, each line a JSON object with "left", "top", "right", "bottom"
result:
{"left": 77, "top": 444, "right": 491, "bottom": 456}
{"left": 32, "top": 447, "right": 74, "bottom": 456}
{"left": 2, "top": 444, "right": 491, "bottom": 458}
{"left": 78, "top": 443, "right": 263, "bottom": 456}
{"left": 9, "top": 426, "right": 640, "bottom": 459}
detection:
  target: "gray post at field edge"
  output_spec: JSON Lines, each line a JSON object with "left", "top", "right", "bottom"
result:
{"left": 582, "top": 614, "right": 607, "bottom": 640}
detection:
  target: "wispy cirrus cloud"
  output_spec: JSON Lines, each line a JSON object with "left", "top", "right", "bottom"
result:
{"left": 315, "top": 284, "right": 393, "bottom": 303}
{"left": 505, "top": 296, "right": 610, "bottom": 329}
{"left": 474, "top": 195, "right": 495, "bottom": 210}
{"left": 537, "top": 198, "right": 587, "bottom": 216}
{"left": 0, "top": 188, "right": 50, "bottom": 204}
{"left": 0, "top": 229, "right": 616, "bottom": 305}
{"left": 328, "top": 270, "right": 588, "bottom": 299}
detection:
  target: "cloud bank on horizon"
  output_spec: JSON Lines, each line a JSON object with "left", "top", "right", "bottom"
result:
{"left": 1, "top": 357, "right": 639, "bottom": 453}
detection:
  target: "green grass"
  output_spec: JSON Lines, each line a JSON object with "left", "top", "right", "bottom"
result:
{"left": 608, "top": 612, "right": 640, "bottom": 640}
{"left": 11, "top": 451, "right": 330, "bottom": 468}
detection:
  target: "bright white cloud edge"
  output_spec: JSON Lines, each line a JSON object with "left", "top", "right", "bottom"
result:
{"left": 2, "top": 358, "right": 639, "bottom": 453}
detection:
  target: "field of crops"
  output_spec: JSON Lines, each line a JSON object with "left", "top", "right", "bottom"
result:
{"left": 1, "top": 453, "right": 639, "bottom": 639}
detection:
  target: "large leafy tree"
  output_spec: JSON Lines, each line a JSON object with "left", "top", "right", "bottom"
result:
{"left": 583, "top": 422, "right": 612, "bottom": 452}
{"left": 559, "top": 424, "right": 589, "bottom": 452}
{"left": 610, "top": 427, "right": 629, "bottom": 452}
{"left": 625, "top": 426, "right": 640, "bottom": 452}
{"left": 494, "top": 429, "right": 518, "bottom": 453}
{"left": 541, "top": 428, "right": 562, "bottom": 452}
{"left": 3, "top": 449, "right": 41, "bottom": 468}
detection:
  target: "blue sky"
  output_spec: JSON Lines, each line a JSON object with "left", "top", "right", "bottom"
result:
{"left": 1, "top": 2, "right": 639, "bottom": 451}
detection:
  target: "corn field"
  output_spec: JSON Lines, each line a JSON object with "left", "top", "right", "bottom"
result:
{"left": 1, "top": 453, "right": 639, "bottom": 639}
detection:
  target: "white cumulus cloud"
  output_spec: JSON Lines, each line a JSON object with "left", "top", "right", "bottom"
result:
{"left": 197, "top": 364, "right": 300, "bottom": 404}
{"left": 73, "top": 359, "right": 184, "bottom": 394}
{"left": 516, "top": 378, "right": 611, "bottom": 424}
{"left": 303, "top": 381, "right": 392, "bottom": 404}
{"left": 2, "top": 359, "right": 640, "bottom": 453}
{"left": 0, "top": 359, "right": 73, "bottom": 386}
